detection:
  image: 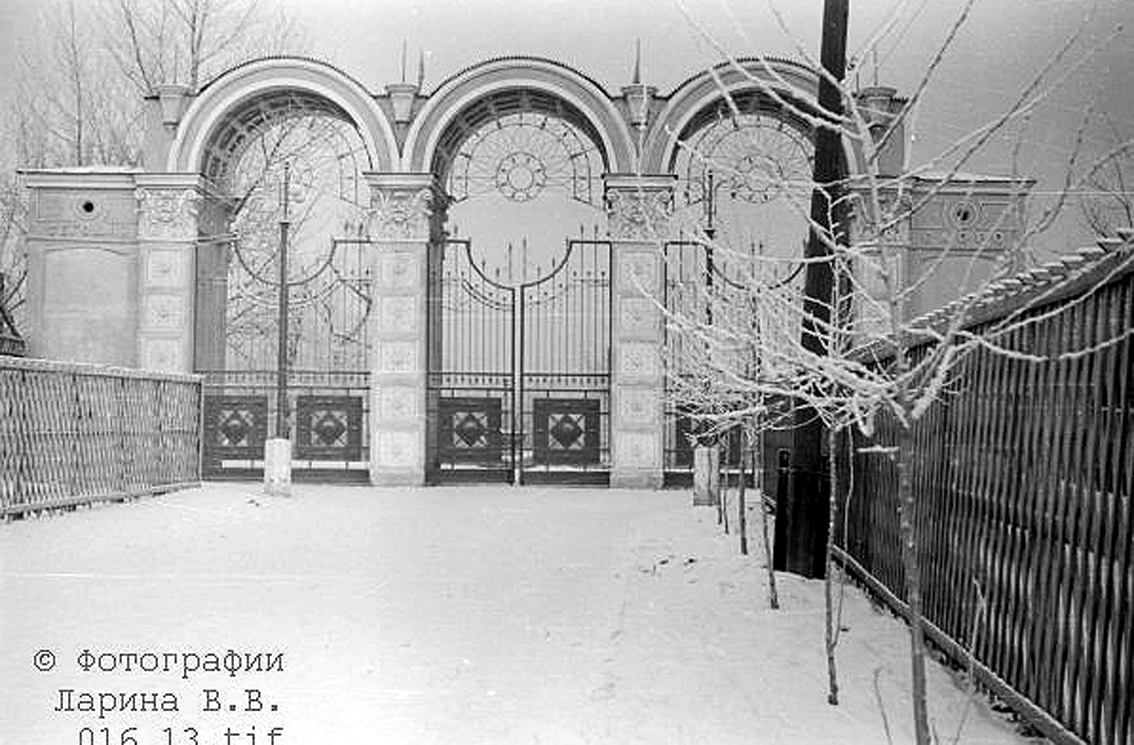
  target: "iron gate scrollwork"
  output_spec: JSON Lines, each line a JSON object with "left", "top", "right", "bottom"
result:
{"left": 427, "top": 238, "right": 611, "bottom": 483}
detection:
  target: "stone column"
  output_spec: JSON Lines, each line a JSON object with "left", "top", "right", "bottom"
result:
{"left": 364, "top": 173, "right": 434, "bottom": 486}
{"left": 604, "top": 174, "right": 676, "bottom": 489}
{"left": 134, "top": 174, "right": 204, "bottom": 373}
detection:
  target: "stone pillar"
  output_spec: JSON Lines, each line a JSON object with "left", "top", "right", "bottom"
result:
{"left": 604, "top": 174, "right": 675, "bottom": 490}
{"left": 134, "top": 174, "right": 204, "bottom": 373}
{"left": 853, "top": 86, "right": 906, "bottom": 178}
{"left": 22, "top": 170, "right": 141, "bottom": 366}
{"left": 364, "top": 173, "right": 434, "bottom": 486}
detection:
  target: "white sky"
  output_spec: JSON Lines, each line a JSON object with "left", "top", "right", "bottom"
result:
{"left": 1, "top": 0, "right": 1131, "bottom": 255}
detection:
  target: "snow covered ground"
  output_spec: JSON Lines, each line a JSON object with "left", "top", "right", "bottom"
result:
{"left": 1, "top": 483, "right": 1036, "bottom": 744}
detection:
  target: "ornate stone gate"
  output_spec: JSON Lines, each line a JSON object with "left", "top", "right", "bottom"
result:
{"left": 19, "top": 55, "right": 1029, "bottom": 486}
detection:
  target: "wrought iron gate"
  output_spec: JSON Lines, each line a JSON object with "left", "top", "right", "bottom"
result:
{"left": 662, "top": 239, "right": 747, "bottom": 482}
{"left": 428, "top": 238, "right": 611, "bottom": 483}
{"left": 200, "top": 237, "right": 372, "bottom": 482}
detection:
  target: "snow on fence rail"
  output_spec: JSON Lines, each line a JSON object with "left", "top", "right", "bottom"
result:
{"left": 836, "top": 247, "right": 1132, "bottom": 745}
{"left": 0, "top": 357, "right": 202, "bottom": 518}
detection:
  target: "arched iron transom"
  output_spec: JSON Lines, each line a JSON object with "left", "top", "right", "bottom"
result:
{"left": 200, "top": 90, "right": 370, "bottom": 192}
{"left": 673, "top": 91, "right": 815, "bottom": 210}
{"left": 432, "top": 88, "right": 608, "bottom": 207}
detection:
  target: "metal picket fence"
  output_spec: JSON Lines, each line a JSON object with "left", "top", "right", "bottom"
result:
{"left": 836, "top": 246, "right": 1132, "bottom": 745}
{"left": 0, "top": 357, "right": 202, "bottom": 518}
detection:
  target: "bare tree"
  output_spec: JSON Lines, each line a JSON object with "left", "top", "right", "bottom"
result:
{"left": 101, "top": 0, "right": 306, "bottom": 93}
{"left": 659, "top": 4, "right": 1131, "bottom": 743}
{"left": 0, "top": 175, "right": 28, "bottom": 329}
{"left": 1, "top": 0, "right": 308, "bottom": 339}
{"left": 1078, "top": 118, "right": 1134, "bottom": 238}
{"left": 14, "top": 0, "right": 141, "bottom": 168}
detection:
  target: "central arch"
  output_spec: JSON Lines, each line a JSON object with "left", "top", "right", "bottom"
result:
{"left": 409, "top": 58, "right": 633, "bottom": 484}
{"left": 405, "top": 56, "right": 635, "bottom": 175}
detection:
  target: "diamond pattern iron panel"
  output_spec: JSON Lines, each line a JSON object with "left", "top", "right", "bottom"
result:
{"left": 533, "top": 398, "right": 600, "bottom": 465}
{"left": 439, "top": 397, "right": 504, "bottom": 464}
{"left": 203, "top": 395, "right": 268, "bottom": 461}
{"left": 295, "top": 395, "right": 363, "bottom": 461}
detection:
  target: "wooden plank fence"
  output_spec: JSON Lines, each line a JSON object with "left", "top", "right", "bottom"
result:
{"left": 0, "top": 357, "right": 202, "bottom": 518}
{"left": 835, "top": 252, "right": 1132, "bottom": 745}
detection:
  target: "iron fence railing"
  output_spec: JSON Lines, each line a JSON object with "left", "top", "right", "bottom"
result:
{"left": 0, "top": 357, "right": 202, "bottom": 518}
{"left": 835, "top": 253, "right": 1132, "bottom": 745}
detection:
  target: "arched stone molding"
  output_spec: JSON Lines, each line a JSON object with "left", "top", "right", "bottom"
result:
{"left": 166, "top": 57, "right": 398, "bottom": 180}
{"left": 402, "top": 57, "right": 636, "bottom": 177}
{"left": 642, "top": 57, "right": 858, "bottom": 175}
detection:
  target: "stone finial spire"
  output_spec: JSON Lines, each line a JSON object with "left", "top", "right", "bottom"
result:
{"left": 632, "top": 38, "right": 641, "bottom": 85}
{"left": 386, "top": 42, "right": 420, "bottom": 125}
{"left": 622, "top": 39, "right": 656, "bottom": 131}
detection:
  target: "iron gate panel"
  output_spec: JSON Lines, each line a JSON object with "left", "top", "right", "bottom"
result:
{"left": 517, "top": 239, "right": 611, "bottom": 482}
{"left": 532, "top": 397, "right": 601, "bottom": 465}
{"left": 295, "top": 395, "right": 363, "bottom": 461}
{"left": 438, "top": 396, "right": 505, "bottom": 464}
{"left": 427, "top": 240, "right": 517, "bottom": 481}
{"left": 203, "top": 395, "right": 268, "bottom": 463}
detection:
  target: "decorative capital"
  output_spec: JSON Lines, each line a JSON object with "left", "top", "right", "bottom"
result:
{"left": 364, "top": 173, "right": 435, "bottom": 242}
{"left": 604, "top": 176, "right": 675, "bottom": 242}
{"left": 369, "top": 188, "right": 432, "bottom": 241}
{"left": 135, "top": 187, "right": 200, "bottom": 241}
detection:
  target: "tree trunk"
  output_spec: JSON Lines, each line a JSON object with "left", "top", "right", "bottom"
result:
{"left": 896, "top": 422, "right": 930, "bottom": 743}
{"left": 825, "top": 425, "right": 841, "bottom": 705}
{"left": 737, "top": 443, "right": 749, "bottom": 556}
{"left": 754, "top": 425, "right": 780, "bottom": 610}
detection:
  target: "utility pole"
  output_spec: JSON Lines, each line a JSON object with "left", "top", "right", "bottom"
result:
{"left": 276, "top": 163, "right": 291, "bottom": 439}
{"left": 774, "top": 0, "right": 849, "bottom": 578}
{"left": 264, "top": 162, "right": 295, "bottom": 497}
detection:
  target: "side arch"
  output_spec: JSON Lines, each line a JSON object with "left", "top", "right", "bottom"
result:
{"left": 644, "top": 57, "right": 856, "bottom": 175}
{"left": 403, "top": 57, "right": 636, "bottom": 176}
{"left": 167, "top": 56, "right": 398, "bottom": 181}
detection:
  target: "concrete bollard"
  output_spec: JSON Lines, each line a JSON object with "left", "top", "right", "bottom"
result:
{"left": 264, "top": 438, "right": 292, "bottom": 497}
{"left": 692, "top": 444, "right": 720, "bottom": 506}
